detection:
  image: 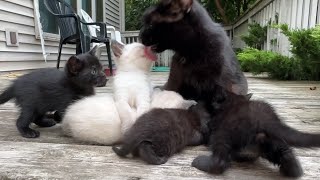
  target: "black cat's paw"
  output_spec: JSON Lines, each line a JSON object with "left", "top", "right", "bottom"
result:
{"left": 21, "top": 129, "right": 40, "bottom": 138}
{"left": 34, "top": 118, "right": 56, "bottom": 127}
{"left": 280, "top": 153, "right": 303, "bottom": 178}
{"left": 53, "top": 111, "right": 62, "bottom": 123}
{"left": 192, "top": 155, "right": 229, "bottom": 174}
{"left": 45, "top": 111, "right": 62, "bottom": 123}
{"left": 112, "top": 146, "right": 126, "bottom": 157}
{"left": 192, "top": 155, "right": 213, "bottom": 172}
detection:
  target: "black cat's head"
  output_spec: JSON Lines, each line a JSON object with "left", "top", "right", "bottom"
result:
{"left": 139, "top": 0, "right": 196, "bottom": 53}
{"left": 65, "top": 45, "right": 107, "bottom": 87}
{"left": 210, "top": 92, "right": 253, "bottom": 111}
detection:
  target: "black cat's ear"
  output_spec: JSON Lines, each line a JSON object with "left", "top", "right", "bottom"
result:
{"left": 181, "top": 0, "right": 193, "bottom": 12}
{"left": 88, "top": 45, "right": 101, "bottom": 58}
{"left": 245, "top": 93, "right": 253, "bottom": 100}
{"left": 111, "top": 40, "right": 125, "bottom": 60}
{"left": 66, "top": 55, "right": 84, "bottom": 75}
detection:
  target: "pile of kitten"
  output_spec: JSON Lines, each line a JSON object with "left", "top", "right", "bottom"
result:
{"left": 1, "top": 0, "right": 320, "bottom": 178}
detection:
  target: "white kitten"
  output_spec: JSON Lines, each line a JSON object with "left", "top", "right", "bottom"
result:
{"left": 62, "top": 41, "right": 156, "bottom": 144}
{"left": 151, "top": 88, "right": 197, "bottom": 109}
{"left": 62, "top": 95, "right": 121, "bottom": 145}
{"left": 62, "top": 89, "right": 195, "bottom": 145}
{"left": 112, "top": 41, "right": 157, "bottom": 134}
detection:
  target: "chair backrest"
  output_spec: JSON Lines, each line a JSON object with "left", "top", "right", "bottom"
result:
{"left": 80, "top": 9, "right": 98, "bottom": 37}
{"left": 44, "top": 0, "right": 78, "bottom": 40}
{"left": 80, "top": 9, "right": 124, "bottom": 44}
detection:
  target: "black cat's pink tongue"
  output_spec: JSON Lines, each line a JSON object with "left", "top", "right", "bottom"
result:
{"left": 144, "top": 46, "right": 157, "bottom": 61}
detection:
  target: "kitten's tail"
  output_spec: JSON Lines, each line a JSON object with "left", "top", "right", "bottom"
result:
{"left": 266, "top": 122, "right": 320, "bottom": 147}
{"left": 0, "top": 86, "right": 14, "bottom": 104}
{"left": 112, "top": 137, "right": 144, "bottom": 157}
{"left": 139, "top": 142, "right": 168, "bottom": 165}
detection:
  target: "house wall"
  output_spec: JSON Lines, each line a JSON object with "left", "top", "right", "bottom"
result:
{"left": 0, "top": 0, "right": 123, "bottom": 72}
{"left": 232, "top": 0, "right": 320, "bottom": 56}
{"left": 105, "top": 0, "right": 121, "bottom": 30}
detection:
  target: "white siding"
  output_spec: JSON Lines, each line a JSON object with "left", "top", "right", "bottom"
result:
{"left": 0, "top": 0, "right": 75, "bottom": 71}
{"left": 233, "top": 22, "right": 248, "bottom": 49}
{"left": 0, "top": 0, "right": 123, "bottom": 72}
{"left": 105, "top": 0, "right": 120, "bottom": 30}
{"left": 232, "top": 0, "right": 320, "bottom": 56}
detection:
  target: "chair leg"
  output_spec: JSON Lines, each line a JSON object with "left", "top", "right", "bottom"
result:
{"left": 57, "top": 41, "right": 63, "bottom": 69}
{"left": 76, "top": 43, "right": 82, "bottom": 55}
{"left": 105, "top": 42, "right": 113, "bottom": 76}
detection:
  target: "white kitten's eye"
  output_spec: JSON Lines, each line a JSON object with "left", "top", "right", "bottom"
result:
{"left": 91, "top": 67, "right": 97, "bottom": 75}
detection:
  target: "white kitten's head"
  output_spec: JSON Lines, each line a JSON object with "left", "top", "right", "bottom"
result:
{"left": 111, "top": 40, "right": 157, "bottom": 72}
{"left": 151, "top": 89, "right": 197, "bottom": 109}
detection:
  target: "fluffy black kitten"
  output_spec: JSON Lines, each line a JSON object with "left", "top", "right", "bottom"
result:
{"left": 139, "top": 0, "right": 248, "bottom": 102}
{"left": 0, "top": 46, "right": 107, "bottom": 138}
{"left": 191, "top": 88, "right": 320, "bottom": 177}
{"left": 112, "top": 106, "right": 210, "bottom": 165}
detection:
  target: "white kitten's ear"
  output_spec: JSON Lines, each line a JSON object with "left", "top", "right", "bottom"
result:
{"left": 111, "top": 40, "right": 125, "bottom": 59}
{"left": 180, "top": 100, "right": 197, "bottom": 109}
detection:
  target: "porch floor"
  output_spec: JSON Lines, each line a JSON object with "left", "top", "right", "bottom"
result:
{"left": 0, "top": 72, "right": 319, "bottom": 180}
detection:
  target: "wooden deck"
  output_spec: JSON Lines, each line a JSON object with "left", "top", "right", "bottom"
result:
{"left": 0, "top": 72, "right": 319, "bottom": 180}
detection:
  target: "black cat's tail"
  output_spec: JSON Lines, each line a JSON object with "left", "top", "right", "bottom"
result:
{"left": 266, "top": 122, "right": 320, "bottom": 147}
{"left": 0, "top": 85, "right": 14, "bottom": 104}
{"left": 112, "top": 136, "right": 144, "bottom": 157}
{"left": 139, "top": 141, "right": 168, "bottom": 165}
{"left": 112, "top": 141, "right": 167, "bottom": 165}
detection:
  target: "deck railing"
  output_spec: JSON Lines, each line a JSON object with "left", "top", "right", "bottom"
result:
{"left": 121, "top": 31, "right": 174, "bottom": 67}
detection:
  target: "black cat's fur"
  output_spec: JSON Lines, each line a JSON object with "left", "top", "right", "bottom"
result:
{"left": 0, "top": 46, "right": 107, "bottom": 138}
{"left": 139, "top": 0, "right": 248, "bottom": 102}
{"left": 112, "top": 106, "right": 210, "bottom": 165}
{"left": 191, "top": 88, "right": 320, "bottom": 177}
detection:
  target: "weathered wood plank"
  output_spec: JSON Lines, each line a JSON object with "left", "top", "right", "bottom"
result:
{"left": 0, "top": 141, "right": 320, "bottom": 180}
{"left": 0, "top": 73, "right": 319, "bottom": 179}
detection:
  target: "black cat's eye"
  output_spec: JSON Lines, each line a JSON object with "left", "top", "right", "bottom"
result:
{"left": 91, "top": 67, "right": 97, "bottom": 75}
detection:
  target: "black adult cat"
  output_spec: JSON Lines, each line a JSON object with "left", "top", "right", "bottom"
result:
{"left": 112, "top": 105, "right": 210, "bottom": 165}
{"left": 191, "top": 88, "right": 320, "bottom": 177}
{"left": 140, "top": 0, "right": 248, "bottom": 102}
{"left": 0, "top": 46, "right": 106, "bottom": 138}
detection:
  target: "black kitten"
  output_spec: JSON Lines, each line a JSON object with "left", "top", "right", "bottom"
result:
{"left": 0, "top": 46, "right": 107, "bottom": 138}
{"left": 140, "top": 0, "right": 248, "bottom": 102}
{"left": 112, "top": 106, "right": 210, "bottom": 165}
{"left": 192, "top": 89, "right": 320, "bottom": 177}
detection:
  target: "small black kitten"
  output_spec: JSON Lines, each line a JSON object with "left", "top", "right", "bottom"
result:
{"left": 112, "top": 106, "right": 210, "bottom": 165}
{"left": 0, "top": 46, "right": 107, "bottom": 138}
{"left": 192, "top": 89, "right": 320, "bottom": 177}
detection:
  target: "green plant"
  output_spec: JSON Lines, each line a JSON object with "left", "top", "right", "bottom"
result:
{"left": 278, "top": 24, "right": 320, "bottom": 80}
{"left": 237, "top": 48, "right": 305, "bottom": 80}
{"left": 266, "top": 56, "right": 305, "bottom": 80}
{"left": 238, "top": 48, "right": 274, "bottom": 74}
{"left": 125, "top": 0, "right": 157, "bottom": 31}
{"left": 241, "top": 22, "right": 268, "bottom": 50}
